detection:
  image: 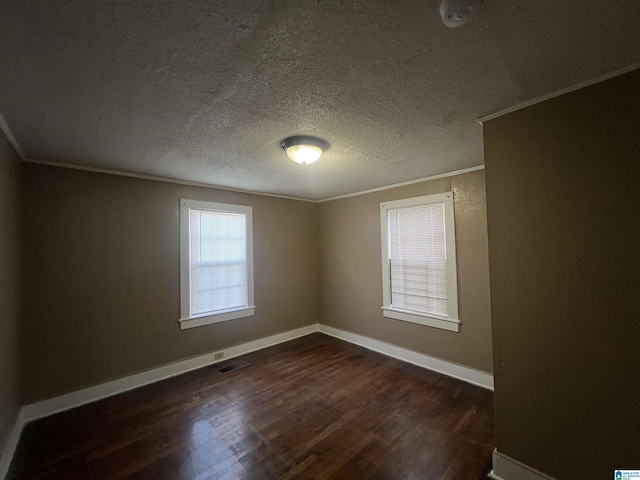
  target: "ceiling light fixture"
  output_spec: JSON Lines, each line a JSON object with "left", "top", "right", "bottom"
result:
{"left": 281, "top": 136, "right": 328, "bottom": 165}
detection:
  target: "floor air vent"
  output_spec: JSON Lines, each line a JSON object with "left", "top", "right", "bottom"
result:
{"left": 217, "top": 361, "right": 250, "bottom": 374}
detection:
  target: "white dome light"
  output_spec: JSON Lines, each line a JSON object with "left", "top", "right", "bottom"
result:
{"left": 281, "top": 136, "right": 329, "bottom": 165}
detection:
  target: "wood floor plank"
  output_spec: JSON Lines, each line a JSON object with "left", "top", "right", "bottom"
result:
{"left": 9, "top": 333, "right": 495, "bottom": 479}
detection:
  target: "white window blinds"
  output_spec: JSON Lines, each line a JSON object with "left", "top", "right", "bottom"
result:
{"left": 388, "top": 202, "right": 449, "bottom": 318}
{"left": 189, "top": 209, "right": 248, "bottom": 316}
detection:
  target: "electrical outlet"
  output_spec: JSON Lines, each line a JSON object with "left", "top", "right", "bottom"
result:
{"left": 214, "top": 352, "right": 224, "bottom": 360}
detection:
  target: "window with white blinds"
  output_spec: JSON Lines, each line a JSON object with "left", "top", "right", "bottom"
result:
{"left": 380, "top": 193, "right": 459, "bottom": 332}
{"left": 179, "top": 200, "right": 254, "bottom": 330}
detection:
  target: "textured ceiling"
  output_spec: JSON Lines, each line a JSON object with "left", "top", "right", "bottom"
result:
{"left": 0, "top": 1, "right": 638, "bottom": 200}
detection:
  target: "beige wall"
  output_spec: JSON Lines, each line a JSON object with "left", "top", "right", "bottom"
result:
{"left": 0, "top": 131, "right": 21, "bottom": 451}
{"left": 21, "top": 164, "right": 320, "bottom": 403}
{"left": 319, "top": 170, "right": 493, "bottom": 374}
{"left": 21, "top": 163, "right": 493, "bottom": 405}
{"left": 484, "top": 69, "right": 640, "bottom": 480}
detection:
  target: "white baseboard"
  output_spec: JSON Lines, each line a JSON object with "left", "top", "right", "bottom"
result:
{"left": 2, "top": 324, "right": 319, "bottom": 479}
{"left": 23, "top": 324, "right": 492, "bottom": 425}
{"left": 489, "top": 449, "right": 557, "bottom": 480}
{"left": 0, "top": 409, "right": 26, "bottom": 480}
{"left": 4, "top": 322, "right": 494, "bottom": 480}
{"left": 318, "top": 324, "right": 494, "bottom": 390}
{"left": 21, "top": 323, "right": 319, "bottom": 423}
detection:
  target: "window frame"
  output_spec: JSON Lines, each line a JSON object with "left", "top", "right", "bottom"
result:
{"left": 380, "top": 192, "right": 460, "bottom": 332}
{"left": 179, "top": 199, "right": 255, "bottom": 330}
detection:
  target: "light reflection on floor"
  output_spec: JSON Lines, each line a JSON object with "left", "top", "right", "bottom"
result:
{"left": 180, "top": 397, "right": 265, "bottom": 480}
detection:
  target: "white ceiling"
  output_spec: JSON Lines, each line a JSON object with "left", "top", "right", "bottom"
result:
{"left": 0, "top": 1, "right": 638, "bottom": 200}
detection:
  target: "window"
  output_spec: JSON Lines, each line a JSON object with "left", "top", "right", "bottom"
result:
{"left": 179, "top": 199, "right": 254, "bottom": 330}
{"left": 380, "top": 192, "right": 459, "bottom": 332}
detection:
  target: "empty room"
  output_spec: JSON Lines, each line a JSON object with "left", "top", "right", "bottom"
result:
{"left": 0, "top": 1, "right": 638, "bottom": 479}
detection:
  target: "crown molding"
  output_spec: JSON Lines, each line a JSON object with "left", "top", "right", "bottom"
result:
{"left": 477, "top": 62, "right": 640, "bottom": 124}
{"left": 24, "top": 159, "right": 317, "bottom": 203}
{"left": 0, "top": 111, "right": 25, "bottom": 160}
{"left": 10, "top": 62, "right": 640, "bottom": 202}
{"left": 25, "top": 158, "right": 485, "bottom": 203}
{"left": 317, "top": 165, "right": 485, "bottom": 202}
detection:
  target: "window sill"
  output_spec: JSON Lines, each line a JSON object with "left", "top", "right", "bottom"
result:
{"left": 381, "top": 307, "right": 459, "bottom": 332}
{"left": 179, "top": 306, "right": 255, "bottom": 330}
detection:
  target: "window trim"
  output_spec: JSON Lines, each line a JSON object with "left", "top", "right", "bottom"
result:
{"left": 179, "top": 199, "right": 255, "bottom": 330}
{"left": 380, "top": 192, "right": 459, "bottom": 333}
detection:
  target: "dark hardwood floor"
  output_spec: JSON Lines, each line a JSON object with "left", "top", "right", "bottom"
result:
{"left": 10, "top": 333, "right": 495, "bottom": 480}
